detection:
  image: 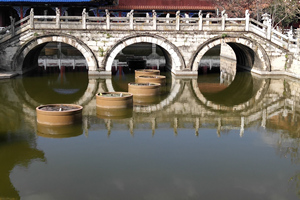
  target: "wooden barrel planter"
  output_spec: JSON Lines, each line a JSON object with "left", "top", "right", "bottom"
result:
{"left": 128, "top": 83, "right": 161, "bottom": 96}
{"left": 136, "top": 75, "right": 166, "bottom": 85}
{"left": 37, "top": 123, "right": 83, "bottom": 138}
{"left": 96, "top": 107, "right": 133, "bottom": 119}
{"left": 96, "top": 92, "right": 133, "bottom": 109}
{"left": 36, "top": 104, "right": 83, "bottom": 126}
{"left": 135, "top": 69, "right": 160, "bottom": 79}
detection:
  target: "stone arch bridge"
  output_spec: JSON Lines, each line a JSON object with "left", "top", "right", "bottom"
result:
{"left": 0, "top": 9, "right": 300, "bottom": 78}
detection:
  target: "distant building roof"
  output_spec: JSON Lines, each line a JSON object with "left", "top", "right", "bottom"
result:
{"left": 0, "top": 0, "right": 91, "bottom": 1}
{"left": 100, "top": 0, "right": 215, "bottom": 11}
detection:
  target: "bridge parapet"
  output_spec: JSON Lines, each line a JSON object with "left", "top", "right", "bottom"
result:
{"left": 0, "top": 8, "right": 299, "bottom": 55}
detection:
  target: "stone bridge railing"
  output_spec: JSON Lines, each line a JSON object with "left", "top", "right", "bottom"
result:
{"left": 1, "top": 8, "right": 300, "bottom": 54}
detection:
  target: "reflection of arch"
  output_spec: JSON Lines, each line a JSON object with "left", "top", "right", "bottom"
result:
{"left": 105, "top": 76, "right": 183, "bottom": 112}
{"left": 191, "top": 36, "right": 271, "bottom": 73}
{"left": 12, "top": 34, "right": 98, "bottom": 73}
{"left": 192, "top": 73, "right": 270, "bottom": 112}
{"left": 11, "top": 77, "right": 99, "bottom": 111}
{"left": 104, "top": 34, "right": 186, "bottom": 74}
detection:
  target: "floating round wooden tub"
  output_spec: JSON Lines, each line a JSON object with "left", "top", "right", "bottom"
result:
{"left": 36, "top": 104, "right": 83, "bottom": 126}
{"left": 136, "top": 75, "right": 166, "bottom": 85}
{"left": 96, "top": 92, "right": 133, "bottom": 109}
{"left": 135, "top": 69, "right": 160, "bottom": 79}
{"left": 128, "top": 83, "right": 161, "bottom": 96}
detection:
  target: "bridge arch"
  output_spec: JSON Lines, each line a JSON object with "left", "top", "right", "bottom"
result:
{"left": 191, "top": 36, "right": 271, "bottom": 73}
{"left": 104, "top": 34, "right": 186, "bottom": 73}
{"left": 12, "top": 34, "right": 98, "bottom": 73}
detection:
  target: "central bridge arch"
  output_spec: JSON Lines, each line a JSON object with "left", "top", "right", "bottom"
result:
{"left": 191, "top": 35, "right": 272, "bottom": 73}
{"left": 12, "top": 33, "right": 99, "bottom": 73}
{"left": 104, "top": 34, "right": 186, "bottom": 73}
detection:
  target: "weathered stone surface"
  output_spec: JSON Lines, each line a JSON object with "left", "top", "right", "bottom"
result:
{"left": 0, "top": 15, "right": 299, "bottom": 79}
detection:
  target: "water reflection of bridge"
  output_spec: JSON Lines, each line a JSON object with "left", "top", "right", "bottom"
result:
{"left": 2, "top": 72, "right": 300, "bottom": 138}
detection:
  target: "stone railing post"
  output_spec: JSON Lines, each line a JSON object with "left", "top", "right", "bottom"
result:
{"left": 29, "top": 8, "right": 34, "bottom": 29}
{"left": 105, "top": 9, "right": 110, "bottom": 30}
{"left": 9, "top": 16, "right": 15, "bottom": 36}
{"left": 267, "top": 19, "right": 271, "bottom": 40}
{"left": 166, "top": 13, "right": 170, "bottom": 23}
{"left": 297, "top": 29, "right": 300, "bottom": 55}
{"left": 221, "top": 10, "right": 226, "bottom": 31}
{"left": 56, "top": 8, "right": 60, "bottom": 29}
{"left": 129, "top": 10, "right": 134, "bottom": 30}
{"left": 176, "top": 10, "right": 180, "bottom": 30}
{"left": 152, "top": 10, "right": 157, "bottom": 30}
{"left": 82, "top": 8, "right": 87, "bottom": 29}
{"left": 146, "top": 12, "right": 149, "bottom": 23}
{"left": 262, "top": 13, "right": 271, "bottom": 40}
{"left": 198, "top": 10, "right": 203, "bottom": 30}
{"left": 206, "top": 13, "right": 210, "bottom": 25}
{"left": 245, "top": 10, "right": 249, "bottom": 31}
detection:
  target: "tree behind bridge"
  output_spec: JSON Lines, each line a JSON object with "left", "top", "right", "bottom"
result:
{"left": 213, "top": 0, "right": 299, "bottom": 29}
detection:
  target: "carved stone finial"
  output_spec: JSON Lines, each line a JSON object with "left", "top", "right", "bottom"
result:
{"left": 105, "top": 9, "right": 109, "bottom": 17}
{"left": 129, "top": 9, "right": 134, "bottom": 16}
{"left": 82, "top": 8, "right": 86, "bottom": 16}
{"left": 56, "top": 7, "right": 60, "bottom": 16}
{"left": 245, "top": 9, "right": 249, "bottom": 17}
{"left": 221, "top": 10, "right": 225, "bottom": 17}
{"left": 198, "top": 10, "right": 202, "bottom": 17}
{"left": 176, "top": 10, "right": 180, "bottom": 17}
{"left": 152, "top": 10, "right": 157, "bottom": 16}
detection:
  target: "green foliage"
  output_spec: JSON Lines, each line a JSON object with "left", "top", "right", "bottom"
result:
{"left": 99, "top": 47, "right": 106, "bottom": 57}
{"left": 266, "top": 0, "right": 299, "bottom": 28}
{"left": 106, "top": 33, "right": 112, "bottom": 39}
{"left": 221, "top": 33, "right": 227, "bottom": 38}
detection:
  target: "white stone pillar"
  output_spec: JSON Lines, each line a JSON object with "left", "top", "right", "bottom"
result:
{"left": 82, "top": 8, "right": 86, "bottom": 29}
{"left": 29, "top": 8, "right": 34, "bottom": 29}
{"left": 9, "top": 16, "right": 15, "bottom": 36}
{"left": 206, "top": 13, "right": 210, "bottom": 25}
{"left": 176, "top": 10, "right": 180, "bottom": 30}
{"left": 297, "top": 29, "right": 300, "bottom": 55}
{"left": 56, "top": 8, "right": 60, "bottom": 29}
{"left": 129, "top": 10, "right": 134, "bottom": 30}
{"left": 198, "top": 10, "right": 203, "bottom": 30}
{"left": 105, "top": 9, "right": 110, "bottom": 30}
{"left": 267, "top": 19, "right": 272, "bottom": 40}
{"left": 245, "top": 10, "right": 249, "bottom": 31}
{"left": 262, "top": 13, "right": 271, "bottom": 40}
{"left": 166, "top": 13, "right": 170, "bottom": 23}
{"left": 146, "top": 12, "right": 149, "bottom": 23}
{"left": 221, "top": 11, "right": 226, "bottom": 31}
{"left": 152, "top": 10, "right": 157, "bottom": 30}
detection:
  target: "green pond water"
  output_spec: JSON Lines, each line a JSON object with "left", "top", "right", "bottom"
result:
{"left": 1, "top": 69, "right": 300, "bottom": 200}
